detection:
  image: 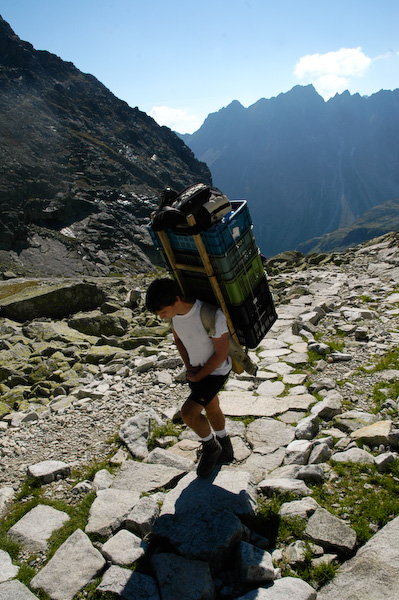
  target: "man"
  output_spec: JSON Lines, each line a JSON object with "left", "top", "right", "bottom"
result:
{"left": 145, "top": 278, "right": 234, "bottom": 477}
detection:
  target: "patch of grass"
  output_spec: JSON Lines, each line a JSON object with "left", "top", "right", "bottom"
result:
{"left": 328, "top": 340, "right": 345, "bottom": 353}
{"left": 310, "top": 561, "right": 338, "bottom": 588}
{"left": 46, "top": 491, "right": 97, "bottom": 561}
{"left": 147, "top": 420, "right": 183, "bottom": 451}
{"left": 372, "top": 380, "right": 399, "bottom": 414}
{"left": 366, "top": 347, "right": 399, "bottom": 373}
{"left": 311, "top": 461, "right": 399, "bottom": 545}
{"left": 0, "top": 280, "right": 40, "bottom": 301}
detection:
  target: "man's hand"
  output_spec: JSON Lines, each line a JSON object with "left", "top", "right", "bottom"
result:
{"left": 186, "top": 366, "right": 201, "bottom": 382}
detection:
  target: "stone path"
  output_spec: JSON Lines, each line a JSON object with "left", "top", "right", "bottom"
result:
{"left": 2, "top": 233, "right": 399, "bottom": 598}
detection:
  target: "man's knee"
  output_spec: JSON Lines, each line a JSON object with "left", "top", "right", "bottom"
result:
{"left": 181, "top": 401, "right": 200, "bottom": 425}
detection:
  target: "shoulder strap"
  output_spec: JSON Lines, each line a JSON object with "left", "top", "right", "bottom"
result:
{"left": 199, "top": 302, "right": 258, "bottom": 376}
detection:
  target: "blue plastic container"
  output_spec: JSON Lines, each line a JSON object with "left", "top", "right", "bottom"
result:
{"left": 147, "top": 200, "right": 252, "bottom": 256}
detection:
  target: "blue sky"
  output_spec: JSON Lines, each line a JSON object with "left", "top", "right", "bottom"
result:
{"left": 1, "top": 0, "right": 399, "bottom": 133}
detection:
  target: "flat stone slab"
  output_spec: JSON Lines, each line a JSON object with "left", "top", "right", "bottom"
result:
{"left": 31, "top": 528, "right": 105, "bottom": 600}
{"left": 8, "top": 504, "right": 70, "bottom": 552}
{"left": 0, "top": 549, "right": 19, "bottom": 583}
{"left": 0, "top": 579, "right": 39, "bottom": 600}
{"left": 101, "top": 529, "right": 147, "bottom": 566}
{"left": 220, "top": 392, "right": 315, "bottom": 417}
{"left": 27, "top": 460, "right": 71, "bottom": 484}
{"left": 111, "top": 460, "right": 184, "bottom": 494}
{"left": 246, "top": 418, "right": 295, "bottom": 452}
{"left": 0, "top": 487, "right": 15, "bottom": 518}
{"left": 258, "top": 477, "right": 312, "bottom": 497}
{"left": 236, "top": 575, "right": 317, "bottom": 599}
{"left": 305, "top": 508, "right": 357, "bottom": 553}
{"left": 317, "top": 515, "right": 399, "bottom": 600}
{"left": 160, "top": 469, "right": 257, "bottom": 517}
{"left": 152, "top": 552, "right": 215, "bottom": 600}
{"left": 96, "top": 565, "right": 160, "bottom": 600}
{"left": 85, "top": 488, "right": 140, "bottom": 536}
{"left": 153, "top": 506, "right": 243, "bottom": 571}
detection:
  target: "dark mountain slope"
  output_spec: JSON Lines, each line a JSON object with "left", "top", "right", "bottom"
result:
{"left": 297, "top": 198, "right": 399, "bottom": 254}
{"left": 181, "top": 85, "right": 399, "bottom": 257}
{"left": 0, "top": 16, "right": 211, "bottom": 275}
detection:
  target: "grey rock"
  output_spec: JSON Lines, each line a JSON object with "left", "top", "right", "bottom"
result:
{"left": 333, "top": 410, "right": 379, "bottom": 433}
{"left": 0, "top": 486, "right": 15, "bottom": 518}
{"left": 331, "top": 447, "right": 375, "bottom": 465}
{"left": 350, "top": 420, "right": 395, "bottom": 448}
{"left": 93, "top": 468, "right": 114, "bottom": 490}
{"left": 238, "top": 541, "right": 275, "bottom": 584}
{"left": 295, "top": 414, "right": 319, "bottom": 440}
{"left": 96, "top": 565, "right": 160, "bottom": 600}
{"left": 284, "top": 439, "right": 312, "bottom": 465}
{"left": 279, "top": 497, "right": 320, "bottom": 520}
{"left": 126, "top": 495, "right": 161, "bottom": 537}
{"left": 160, "top": 470, "right": 257, "bottom": 517}
{"left": 0, "top": 579, "right": 39, "bottom": 600}
{"left": 247, "top": 419, "right": 295, "bottom": 452}
{"left": 296, "top": 464, "right": 325, "bottom": 484}
{"left": 118, "top": 410, "right": 165, "bottom": 459}
{"left": 111, "top": 460, "right": 184, "bottom": 495}
{"left": 236, "top": 576, "right": 317, "bottom": 599}
{"left": 85, "top": 488, "right": 140, "bottom": 536}
{"left": 8, "top": 504, "right": 70, "bottom": 552}
{"left": 101, "top": 529, "right": 147, "bottom": 566}
{"left": 375, "top": 452, "right": 396, "bottom": 472}
{"left": 27, "top": 460, "right": 71, "bottom": 484}
{"left": 152, "top": 552, "right": 215, "bottom": 600}
{"left": 242, "top": 448, "right": 286, "bottom": 484}
{"left": 258, "top": 477, "right": 312, "bottom": 497}
{"left": 0, "top": 282, "right": 106, "bottom": 322}
{"left": 31, "top": 529, "right": 106, "bottom": 600}
{"left": 305, "top": 508, "right": 357, "bottom": 553}
{"left": 144, "top": 447, "right": 195, "bottom": 471}
{"left": 317, "top": 517, "right": 399, "bottom": 600}
{"left": 310, "top": 391, "right": 343, "bottom": 419}
{"left": 152, "top": 507, "right": 243, "bottom": 572}
{"left": 0, "top": 549, "right": 19, "bottom": 583}
{"left": 309, "top": 378, "right": 336, "bottom": 393}
{"left": 308, "top": 442, "right": 332, "bottom": 464}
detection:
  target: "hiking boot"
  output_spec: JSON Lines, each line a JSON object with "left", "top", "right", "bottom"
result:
{"left": 217, "top": 434, "right": 234, "bottom": 464}
{"left": 197, "top": 436, "right": 222, "bottom": 478}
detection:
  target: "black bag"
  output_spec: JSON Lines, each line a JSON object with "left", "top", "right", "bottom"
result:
{"left": 152, "top": 183, "right": 231, "bottom": 234}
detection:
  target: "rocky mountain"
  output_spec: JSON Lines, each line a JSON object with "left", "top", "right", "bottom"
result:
{"left": 0, "top": 16, "right": 211, "bottom": 277}
{"left": 297, "top": 197, "right": 399, "bottom": 254}
{"left": 180, "top": 85, "right": 399, "bottom": 258}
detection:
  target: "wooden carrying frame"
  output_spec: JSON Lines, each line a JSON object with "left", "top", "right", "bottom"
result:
{"left": 155, "top": 213, "right": 244, "bottom": 374}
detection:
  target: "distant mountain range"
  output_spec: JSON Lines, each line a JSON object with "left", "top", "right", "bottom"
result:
{"left": 0, "top": 16, "right": 210, "bottom": 275}
{"left": 180, "top": 86, "right": 399, "bottom": 257}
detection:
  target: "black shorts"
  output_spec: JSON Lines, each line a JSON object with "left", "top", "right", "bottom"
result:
{"left": 187, "top": 372, "right": 230, "bottom": 407}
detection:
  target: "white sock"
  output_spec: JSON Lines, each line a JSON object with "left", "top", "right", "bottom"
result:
{"left": 214, "top": 428, "right": 227, "bottom": 438}
{"left": 201, "top": 432, "right": 214, "bottom": 443}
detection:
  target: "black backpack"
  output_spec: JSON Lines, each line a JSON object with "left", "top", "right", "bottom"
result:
{"left": 151, "top": 183, "right": 231, "bottom": 234}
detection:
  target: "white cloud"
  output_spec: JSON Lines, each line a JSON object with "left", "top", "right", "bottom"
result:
{"left": 149, "top": 106, "right": 203, "bottom": 134}
{"left": 295, "top": 47, "right": 372, "bottom": 99}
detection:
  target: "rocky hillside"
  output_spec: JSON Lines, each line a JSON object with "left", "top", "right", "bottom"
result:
{"left": 297, "top": 197, "right": 399, "bottom": 255}
{"left": 0, "top": 16, "right": 211, "bottom": 277}
{"left": 180, "top": 85, "right": 399, "bottom": 258}
{"left": 1, "top": 232, "right": 399, "bottom": 598}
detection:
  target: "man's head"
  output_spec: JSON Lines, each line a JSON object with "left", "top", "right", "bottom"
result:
{"left": 145, "top": 278, "right": 181, "bottom": 318}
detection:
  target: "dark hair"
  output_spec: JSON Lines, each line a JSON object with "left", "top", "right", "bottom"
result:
{"left": 145, "top": 278, "right": 181, "bottom": 312}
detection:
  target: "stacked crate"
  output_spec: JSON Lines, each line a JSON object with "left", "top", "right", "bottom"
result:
{"left": 147, "top": 200, "right": 277, "bottom": 348}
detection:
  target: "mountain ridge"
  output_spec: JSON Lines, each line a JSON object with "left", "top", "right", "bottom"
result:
{"left": 0, "top": 16, "right": 211, "bottom": 276}
{"left": 180, "top": 85, "right": 399, "bottom": 257}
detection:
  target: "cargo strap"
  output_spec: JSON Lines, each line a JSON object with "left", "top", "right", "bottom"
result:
{"left": 200, "top": 302, "right": 258, "bottom": 376}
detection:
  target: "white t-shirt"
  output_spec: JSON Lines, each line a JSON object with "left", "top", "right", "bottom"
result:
{"left": 172, "top": 300, "right": 232, "bottom": 376}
